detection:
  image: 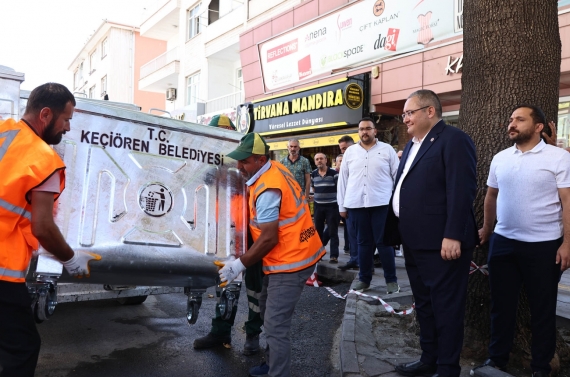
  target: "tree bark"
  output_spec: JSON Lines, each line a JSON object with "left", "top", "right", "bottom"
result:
{"left": 458, "top": 0, "right": 568, "bottom": 373}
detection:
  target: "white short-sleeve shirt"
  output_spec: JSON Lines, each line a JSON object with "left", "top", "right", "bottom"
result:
{"left": 487, "top": 140, "right": 570, "bottom": 242}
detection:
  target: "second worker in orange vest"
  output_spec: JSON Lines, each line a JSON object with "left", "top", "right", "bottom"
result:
{"left": 218, "top": 133, "right": 325, "bottom": 377}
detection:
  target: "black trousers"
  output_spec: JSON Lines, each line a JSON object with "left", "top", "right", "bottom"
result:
{"left": 487, "top": 233, "right": 562, "bottom": 374}
{"left": 403, "top": 245, "right": 473, "bottom": 377}
{"left": 0, "top": 281, "right": 41, "bottom": 377}
{"left": 314, "top": 203, "right": 339, "bottom": 258}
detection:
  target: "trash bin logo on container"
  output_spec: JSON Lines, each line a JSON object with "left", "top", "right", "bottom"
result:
{"left": 139, "top": 183, "right": 173, "bottom": 217}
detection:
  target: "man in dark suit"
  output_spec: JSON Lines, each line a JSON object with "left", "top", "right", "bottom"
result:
{"left": 391, "top": 90, "right": 477, "bottom": 377}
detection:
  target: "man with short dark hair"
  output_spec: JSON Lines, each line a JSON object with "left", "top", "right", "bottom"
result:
{"left": 0, "top": 83, "right": 100, "bottom": 376}
{"left": 338, "top": 135, "right": 354, "bottom": 153}
{"left": 392, "top": 89, "right": 477, "bottom": 377}
{"left": 311, "top": 153, "right": 340, "bottom": 263}
{"left": 338, "top": 119, "right": 399, "bottom": 293}
{"left": 472, "top": 105, "right": 570, "bottom": 377}
{"left": 218, "top": 133, "right": 325, "bottom": 377}
{"left": 280, "top": 138, "right": 311, "bottom": 199}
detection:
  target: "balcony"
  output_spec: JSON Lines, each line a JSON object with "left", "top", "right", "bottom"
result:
{"left": 139, "top": 47, "right": 180, "bottom": 93}
{"left": 205, "top": 90, "right": 244, "bottom": 114}
{"left": 140, "top": 0, "right": 180, "bottom": 40}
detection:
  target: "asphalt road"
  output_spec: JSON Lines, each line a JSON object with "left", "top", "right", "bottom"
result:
{"left": 35, "top": 280, "right": 350, "bottom": 377}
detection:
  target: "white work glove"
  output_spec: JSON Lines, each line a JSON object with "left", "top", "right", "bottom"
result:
{"left": 62, "top": 250, "right": 102, "bottom": 278}
{"left": 218, "top": 258, "right": 246, "bottom": 287}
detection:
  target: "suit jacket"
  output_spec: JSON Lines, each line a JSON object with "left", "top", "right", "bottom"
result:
{"left": 385, "top": 120, "right": 478, "bottom": 250}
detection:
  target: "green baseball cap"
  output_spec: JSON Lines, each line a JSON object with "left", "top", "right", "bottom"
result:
{"left": 208, "top": 114, "right": 236, "bottom": 130}
{"left": 227, "top": 133, "right": 270, "bottom": 161}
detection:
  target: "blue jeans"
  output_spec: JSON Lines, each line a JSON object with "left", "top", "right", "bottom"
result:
{"left": 345, "top": 214, "right": 359, "bottom": 266}
{"left": 348, "top": 206, "right": 396, "bottom": 285}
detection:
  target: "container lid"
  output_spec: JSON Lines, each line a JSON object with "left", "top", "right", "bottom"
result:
{"left": 0, "top": 65, "right": 25, "bottom": 82}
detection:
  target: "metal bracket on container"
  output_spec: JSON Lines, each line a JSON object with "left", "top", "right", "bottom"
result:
{"left": 217, "top": 282, "right": 241, "bottom": 321}
{"left": 185, "top": 288, "right": 204, "bottom": 325}
{"left": 28, "top": 276, "right": 59, "bottom": 323}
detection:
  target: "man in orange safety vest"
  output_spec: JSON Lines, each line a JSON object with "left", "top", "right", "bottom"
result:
{"left": 0, "top": 83, "right": 100, "bottom": 376}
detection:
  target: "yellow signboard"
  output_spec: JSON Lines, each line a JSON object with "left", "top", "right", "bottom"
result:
{"left": 267, "top": 133, "right": 360, "bottom": 151}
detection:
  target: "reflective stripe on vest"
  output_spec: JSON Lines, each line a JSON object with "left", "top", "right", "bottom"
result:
{"left": 275, "top": 165, "right": 304, "bottom": 207}
{"left": 0, "top": 267, "right": 26, "bottom": 279}
{"left": 0, "top": 129, "right": 19, "bottom": 161}
{"left": 249, "top": 206, "right": 306, "bottom": 229}
{"left": 0, "top": 197, "right": 32, "bottom": 221}
{"left": 253, "top": 183, "right": 266, "bottom": 196}
{"left": 262, "top": 245, "right": 325, "bottom": 273}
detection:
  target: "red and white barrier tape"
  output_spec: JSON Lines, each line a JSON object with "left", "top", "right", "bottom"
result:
{"left": 323, "top": 286, "right": 414, "bottom": 316}
{"left": 317, "top": 259, "right": 488, "bottom": 315}
{"left": 469, "top": 261, "right": 489, "bottom": 276}
{"left": 306, "top": 265, "right": 322, "bottom": 287}
{"left": 325, "top": 286, "right": 347, "bottom": 299}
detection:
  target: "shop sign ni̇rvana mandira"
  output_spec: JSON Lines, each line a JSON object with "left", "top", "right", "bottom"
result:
{"left": 236, "top": 75, "right": 368, "bottom": 136}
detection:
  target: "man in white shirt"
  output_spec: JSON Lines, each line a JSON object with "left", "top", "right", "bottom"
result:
{"left": 337, "top": 118, "right": 399, "bottom": 293}
{"left": 473, "top": 105, "right": 570, "bottom": 377}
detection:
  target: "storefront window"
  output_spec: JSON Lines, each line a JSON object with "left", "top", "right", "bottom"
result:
{"left": 271, "top": 145, "right": 344, "bottom": 171}
{"left": 556, "top": 98, "right": 570, "bottom": 148}
{"left": 442, "top": 111, "right": 459, "bottom": 127}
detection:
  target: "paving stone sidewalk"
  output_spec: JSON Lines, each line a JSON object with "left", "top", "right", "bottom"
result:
{"left": 316, "top": 227, "right": 516, "bottom": 377}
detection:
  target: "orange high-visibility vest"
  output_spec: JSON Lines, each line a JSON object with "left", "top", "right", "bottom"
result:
{"left": 248, "top": 161, "right": 324, "bottom": 274}
{"left": 0, "top": 119, "right": 66, "bottom": 283}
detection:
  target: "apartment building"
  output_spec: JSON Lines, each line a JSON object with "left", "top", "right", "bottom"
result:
{"left": 138, "top": 0, "right": 303, "bottom": 124}
{"left": 68, "top": 20, "right": 167, "bottom": 113}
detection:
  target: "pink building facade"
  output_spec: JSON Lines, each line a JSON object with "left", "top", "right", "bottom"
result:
{"left": 238, "top": 0, "right": 570, "bottom": 156}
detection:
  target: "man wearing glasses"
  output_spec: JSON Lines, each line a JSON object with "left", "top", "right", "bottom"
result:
{"left": 337, "top": 117, "right": 400, "bottom": 293}
{"left": 391, "top": 90, "right": 478, "bottom": 377}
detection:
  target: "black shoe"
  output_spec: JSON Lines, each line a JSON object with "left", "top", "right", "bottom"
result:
{"left": 373, "top": 254, "right": 382, "bottom": 267}
{"left": 395, "top": 360, "right": 437, "bottom": 376}
{"left": 470, "top": 359, "right": 506, "bottom": 376}
{"left": 338, "top": 262, "right": 359, "bottom": 271}
{"left": 243, "top": 333, "right": 260, "bottom": 356}
{"left": 193, "top": 332, "right": 231, "bottom": 349}
{"left": 532, "top": 372, "right": 550, "bottom": 377}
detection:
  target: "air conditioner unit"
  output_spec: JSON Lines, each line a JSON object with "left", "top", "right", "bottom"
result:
{"left": 166, "top": 88, "right": 177, "bottom": 101}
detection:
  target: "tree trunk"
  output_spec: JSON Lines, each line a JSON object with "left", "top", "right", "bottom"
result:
{"left": 458, "top": 0, "right": 568, "bottom": 373}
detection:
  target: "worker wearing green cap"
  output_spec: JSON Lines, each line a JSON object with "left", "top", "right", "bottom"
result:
{"left": 193, "top": 119, "right": 264, "bottom": 356}
{"left": 217, "top": 133, "right": 325, "bottom": 377}
{"left": 207, "top": 114, "right": 236, "bottom": 130}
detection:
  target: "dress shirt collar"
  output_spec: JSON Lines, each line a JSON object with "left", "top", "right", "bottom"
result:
{"left": 246, "top": 160, "right": 272, "bottom": 187}
{"left": 411, "top": 119, "right": 443, "bottom": 144}
{"left": 512, "top": 139, "right": 546, "bottom": 154}
{"left": 357, "top": 140, "right": 380, "bottom": 149}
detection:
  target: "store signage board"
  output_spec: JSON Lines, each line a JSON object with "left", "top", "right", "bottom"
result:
{"left": 259, "top": 0, "right": 461, "bottom": 92}
{"left": 246, "top": 76, "right": 367, "bottom": 135}
{"left": 258, "top": 0, "right": 570, "bottom": 92}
